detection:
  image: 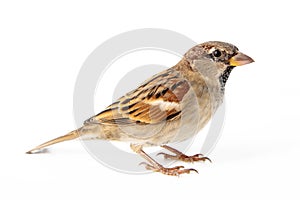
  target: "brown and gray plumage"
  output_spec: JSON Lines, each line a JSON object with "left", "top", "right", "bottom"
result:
{"left": 26, "top": 41, "right": 254, "bottom": 176}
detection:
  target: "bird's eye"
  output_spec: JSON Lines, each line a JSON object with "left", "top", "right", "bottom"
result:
{"left": 212, "top": 49, "right": 222, "bottom": 57}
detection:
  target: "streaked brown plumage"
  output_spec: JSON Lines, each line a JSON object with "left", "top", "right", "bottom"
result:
{"left": 26, "top": 41, "right": 254, "bottom": 176}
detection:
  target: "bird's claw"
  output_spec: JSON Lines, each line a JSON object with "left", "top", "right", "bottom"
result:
{"left": 139, "top": 162, "right": 198, "bottom": 176}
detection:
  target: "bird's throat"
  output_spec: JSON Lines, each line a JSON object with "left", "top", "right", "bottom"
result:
{"left": 219, "top": 66, "right": 235, "bottom": 90}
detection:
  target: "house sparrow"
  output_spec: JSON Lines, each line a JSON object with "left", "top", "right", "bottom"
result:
{"left": 26, "top": 41, "right": 254, "bottom": 176}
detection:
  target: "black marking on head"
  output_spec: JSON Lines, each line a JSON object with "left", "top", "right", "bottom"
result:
{"left": 209, "top": 49, "right": 233, "bottom": 64}
{"left": 201, "top": 41, "right": 239, "bottom": 65}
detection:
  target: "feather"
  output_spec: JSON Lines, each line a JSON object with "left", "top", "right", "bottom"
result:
{"left": 85, "top": 68, "right": 190, "bottom": 126}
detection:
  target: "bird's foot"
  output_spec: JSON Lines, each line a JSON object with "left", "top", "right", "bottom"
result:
{"left": 157, "top": 145, "right": 211, "bottom": 163}
{"left": 139, "top": 162, "right": 198, "bottom": 176}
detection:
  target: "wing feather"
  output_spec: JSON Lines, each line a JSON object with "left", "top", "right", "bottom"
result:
{"left": 85, "top": 68, "right": 190, "bottom": 126}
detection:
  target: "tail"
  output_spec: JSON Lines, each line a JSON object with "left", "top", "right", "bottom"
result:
{"left": 26, "top": 128, "right": 81, "bottom": 154}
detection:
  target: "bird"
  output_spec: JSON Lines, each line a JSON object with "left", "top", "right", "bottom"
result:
{"left": 26, "top": 41, "right": 254, "bottom": 176}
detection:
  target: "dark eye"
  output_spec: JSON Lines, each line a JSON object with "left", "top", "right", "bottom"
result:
{"left": 212, "top": 49, "right": 222, "bottom": 57}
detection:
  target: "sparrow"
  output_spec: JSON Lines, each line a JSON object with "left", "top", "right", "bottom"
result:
{"left": 26, "top": 41, "right": 254, "bottom": 176}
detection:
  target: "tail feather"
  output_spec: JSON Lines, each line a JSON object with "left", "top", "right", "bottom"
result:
{"left": 26, "top": 129, "right": 80, "bottom": 154}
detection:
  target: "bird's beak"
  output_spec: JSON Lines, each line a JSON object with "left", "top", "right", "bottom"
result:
{"left": 229, "top": 52, "right": 254, "bottom": 66}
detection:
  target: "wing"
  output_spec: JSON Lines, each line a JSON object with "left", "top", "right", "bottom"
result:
{"left": 84, "top": 68, "right": 191, "bottom": 126}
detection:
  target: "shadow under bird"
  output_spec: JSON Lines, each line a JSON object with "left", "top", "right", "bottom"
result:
{"left": 27, "top": 41, "right": 254, "bottom": 176}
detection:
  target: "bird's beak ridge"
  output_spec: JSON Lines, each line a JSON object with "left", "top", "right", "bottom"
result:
{"left": 229, "top": 52, "right": 254, "bottom": 66}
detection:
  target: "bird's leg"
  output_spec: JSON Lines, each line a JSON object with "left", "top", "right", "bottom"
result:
{"left": 130, "top": 144, "right": 198, "bottom": 176}
{"left": 157, "top": 145, "right": 211, "bottom": 163}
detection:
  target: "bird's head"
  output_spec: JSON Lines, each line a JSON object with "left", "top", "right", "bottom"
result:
{"left": 184, "top": 41, "right": 254, "bottom": 85}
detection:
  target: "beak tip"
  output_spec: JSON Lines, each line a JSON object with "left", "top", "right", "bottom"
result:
{"left": 249, "top": 56, "right": 255, "bottom": 63}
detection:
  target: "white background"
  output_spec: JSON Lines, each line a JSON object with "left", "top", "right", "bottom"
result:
{"left": 1, "top": 0, "right": 300, "bottom": 199}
